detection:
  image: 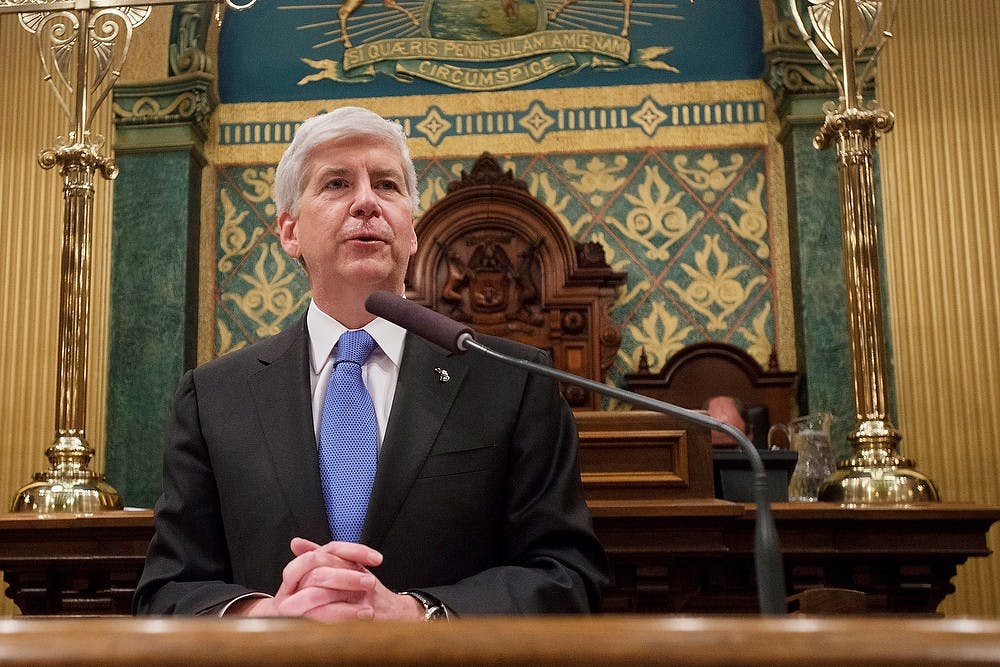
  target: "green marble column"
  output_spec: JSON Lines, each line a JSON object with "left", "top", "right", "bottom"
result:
{"left": 105, "top": 3, "right": 218, "bottom": 506}
{"left": 764, "top": 5, "right": 895, "bottom": 458}
{"left": 779, "top": 105, "right": 856, "bottom": 457}
{"left": 106, "top": 73, "right": 214, "bottom": 507}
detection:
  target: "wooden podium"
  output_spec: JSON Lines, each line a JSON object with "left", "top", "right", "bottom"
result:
{"left": 592, "top": 500, "right": 1000, "bottom": 614}
{"left": 2, "top": 615, "right": 1000, "bottom": 666}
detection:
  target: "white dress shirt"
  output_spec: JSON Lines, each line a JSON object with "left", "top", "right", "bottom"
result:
{"left": 217, "top": 300, "right": 408, "bottom": 616}
{"left": 306, "top": 299, "right": 407, "bottom": 448}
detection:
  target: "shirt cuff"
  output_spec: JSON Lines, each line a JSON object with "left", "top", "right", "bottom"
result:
{"left": 214, "top": 592, "right": 273, "bottom": 617}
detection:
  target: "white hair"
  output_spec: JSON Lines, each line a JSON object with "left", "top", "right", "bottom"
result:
{"left": 273, "top": 106, "right": 419, "bottom": 217}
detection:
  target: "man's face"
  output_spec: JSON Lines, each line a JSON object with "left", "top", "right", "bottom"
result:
{"left": 278, "top": 134, "right": 417, "bottom": 300}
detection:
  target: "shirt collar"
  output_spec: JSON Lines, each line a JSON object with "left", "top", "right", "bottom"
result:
{"left": 307, "top": 299, "right": 407, "bottom": 373}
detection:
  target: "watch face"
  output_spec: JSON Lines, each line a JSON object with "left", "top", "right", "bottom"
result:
{"left": 426, "top": 605, "right": 447, "bottom": 621}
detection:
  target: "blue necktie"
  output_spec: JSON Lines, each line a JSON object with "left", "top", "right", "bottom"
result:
{"left": 318, "top": 329, "right": 378, "bottom": 543}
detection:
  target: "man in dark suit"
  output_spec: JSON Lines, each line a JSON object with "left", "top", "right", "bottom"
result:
{"left": 134, "top": 106, "right": 606, "bottom": 620}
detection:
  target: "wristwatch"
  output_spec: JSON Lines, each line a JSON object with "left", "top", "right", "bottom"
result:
{"left": 398, "top": 590, "right": 449, "bottom": 621}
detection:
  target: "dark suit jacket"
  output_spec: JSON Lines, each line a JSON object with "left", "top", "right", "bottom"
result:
{"left": 134, "top": 315, "right": 607, "bottom": 615}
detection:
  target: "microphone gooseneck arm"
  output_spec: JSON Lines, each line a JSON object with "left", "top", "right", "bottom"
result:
{"left": 459, "top": 335, "right": 787, "bottom": 616}
{"left": 363, "top": 290, "right": 787, "bottom": 615}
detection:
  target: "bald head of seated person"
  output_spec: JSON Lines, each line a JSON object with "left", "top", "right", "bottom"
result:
{"left": 704, "top": 395, "right": 752, "bottom": 446}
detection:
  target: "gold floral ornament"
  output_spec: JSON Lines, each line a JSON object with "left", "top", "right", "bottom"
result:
{"left": 620, "top": 164, "right": 700, "bottom": 261}
{"left": 718, "top": 173, "right": 769, "bottom": 259}
{"left": 673, "top": 153, "right": 744, "bottom": 204}
{"left": 738, "top": 302, "right": 773, "bottom": 368}
{"left": 623, "top": 300, "right": 692, "bottom": 373}
{"left": 616, "top": 276, "right": 652, "bottom": 307}
{"left": 222, "top": 242, "right": 310, "bottom": 338}
{"left": 527, "top": 172, "right": 574, "bottom": 230}
{"left": 239, "top": 167, "right": 276, "bottom": 215}
{"left": 419, "top": 175, "right": 449, "bottom": 214}
{"left": 665, "top": 234, "right": 766, "bottom": 331}
{"left": 218, "top": 168, "right": 273, "bottom": 272}
{"left": 216, "top": 319, "right": 247, "bottom": 357}
{"left": 562, "top": 155, "right": 628, "bottom": 207}
{"left": 218, "top": 188, "right": 265, "bottom": 273}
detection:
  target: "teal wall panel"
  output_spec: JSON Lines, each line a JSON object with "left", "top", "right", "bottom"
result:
{"left": 106, "top": 151, "right": 201, "bottom": 508}
{"left": 783, "top": 122, "right": 855, "bottom": 457}
{"left": 214, "top": 145, "right": 781, "bottom": 405}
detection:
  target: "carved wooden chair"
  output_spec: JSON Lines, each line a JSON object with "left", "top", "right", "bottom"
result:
{"left": 626, "top": 341, "right": 798, "bottom": 449}
{"left": 407, "top": 152, "right": 626, "bottom": 411}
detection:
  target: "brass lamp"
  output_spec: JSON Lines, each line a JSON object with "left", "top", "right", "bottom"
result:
{"left": 3, "top": 0, "right": 255, "bottom": 513}
{"left": 789, "top": 0, "right": 938, "bottom": 503}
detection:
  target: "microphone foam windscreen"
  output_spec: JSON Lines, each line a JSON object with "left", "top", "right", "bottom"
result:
{"left": 364, "top": 291, "right": 473, "bottom": 353}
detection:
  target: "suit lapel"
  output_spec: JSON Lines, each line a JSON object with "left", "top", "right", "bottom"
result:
{"left": 361, "top": 334, "right": 468, "bottom": 550}
{"left": 247, "top": 317, "right": 330, "bottom": 543}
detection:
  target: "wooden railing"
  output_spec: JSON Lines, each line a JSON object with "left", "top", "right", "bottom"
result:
{"left": 2, "top": 615, "right": 1000, "bottom": 666}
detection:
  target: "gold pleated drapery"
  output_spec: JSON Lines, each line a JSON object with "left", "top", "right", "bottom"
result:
{"left": 879, "top": 0, "right": 1000, "bottom": 617}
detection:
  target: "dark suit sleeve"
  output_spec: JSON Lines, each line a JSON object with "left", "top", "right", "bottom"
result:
{"left": 420, "top": 346, "right": 608, "bottom": 614}
{"left": 133, "top": 370, "right": 255, "bottom": 615}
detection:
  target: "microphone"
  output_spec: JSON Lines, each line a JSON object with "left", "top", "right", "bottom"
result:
{"left": 365, "top": 290, "right": 475, "bottom": 352}
{"left": 365, "top": 290, "right": 787, "bottom": 615}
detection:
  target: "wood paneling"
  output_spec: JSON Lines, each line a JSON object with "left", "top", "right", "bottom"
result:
{"left": 4, "top": 503, "right": 998, "bottom": 617}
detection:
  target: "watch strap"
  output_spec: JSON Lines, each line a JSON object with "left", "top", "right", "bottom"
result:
{"left": 398, "top": 590, "right": 449, "bottom": 621}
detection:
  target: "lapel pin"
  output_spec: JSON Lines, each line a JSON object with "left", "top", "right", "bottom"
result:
{"left": 434, "top": 367, "right": 450, "bottom": 383}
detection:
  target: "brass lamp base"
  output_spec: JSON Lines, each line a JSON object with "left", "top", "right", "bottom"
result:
{"left": 818, "top": 421, "right": 940, "bottom": 504}
{"left": 10, "top": 436, "right": 124, "bottom": 514}
{"left": 818, "top": 461, "right": 940, "bottom": 504}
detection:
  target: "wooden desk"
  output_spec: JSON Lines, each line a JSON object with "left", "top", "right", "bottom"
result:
{"left": 2, "top": 502, "right": 997, "bottom": 617}
{"left": 590, "top": 501, "right": 1000, "bottom": 614}
{"left": 0, "top": 511, "right": 152, "bottom": 616}
{"left": 1, "top": 616, "right": 1000, "bottom": 666}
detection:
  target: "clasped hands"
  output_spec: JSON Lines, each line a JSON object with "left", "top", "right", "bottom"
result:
{"left": 231, "top": 537, "right": 424, "bottom": 621}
